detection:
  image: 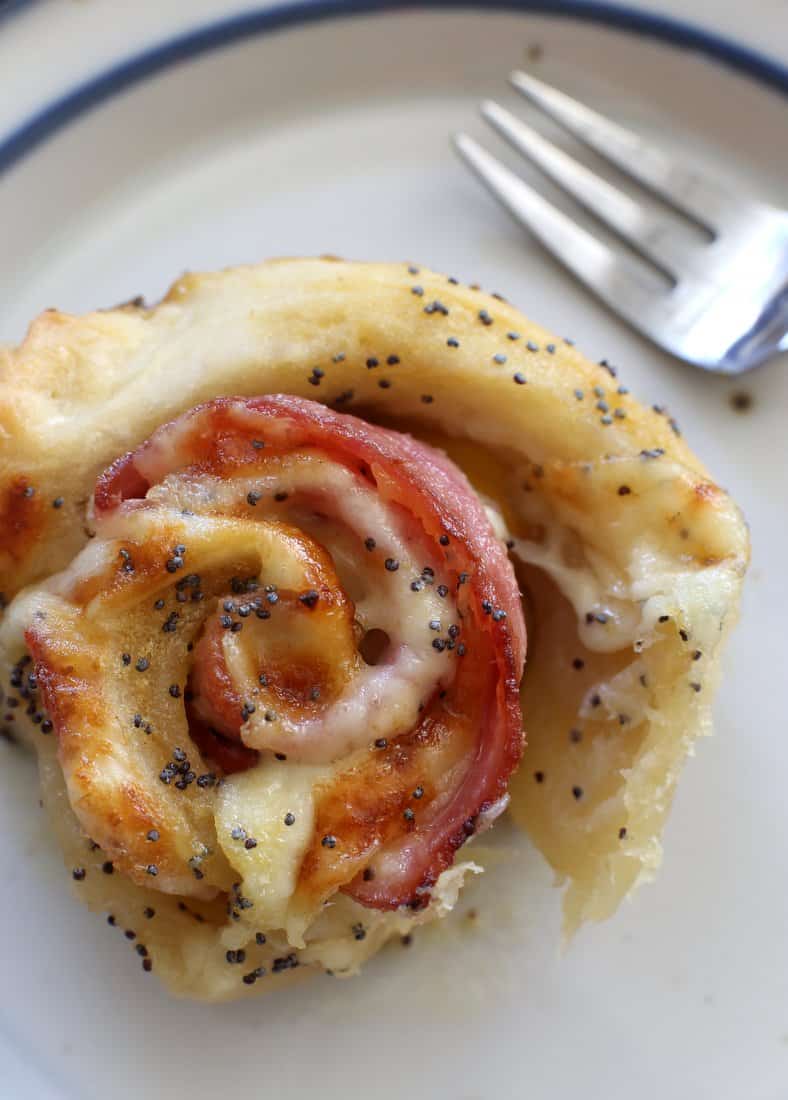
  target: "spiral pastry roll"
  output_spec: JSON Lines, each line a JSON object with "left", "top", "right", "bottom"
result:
{"left": 4, "top": 394, "right": 523, "bottom": 995}
{"left": 0, "top": 259, "right": 748, "bottom": 998}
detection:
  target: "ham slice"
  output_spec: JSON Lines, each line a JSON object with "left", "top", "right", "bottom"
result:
{"left": 94, "top": 396, "right": 526, "bottom": 910}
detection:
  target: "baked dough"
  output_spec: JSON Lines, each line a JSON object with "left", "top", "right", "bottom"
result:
{"left": 0, "top": 259, "right": 748, "bottom": 998}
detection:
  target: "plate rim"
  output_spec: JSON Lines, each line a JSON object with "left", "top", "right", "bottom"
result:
{"left": 0, "top": 0, "right": 786, "bottom": 178}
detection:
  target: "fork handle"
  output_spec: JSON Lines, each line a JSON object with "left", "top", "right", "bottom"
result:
{"left": 729, "top": 285, "right": 788, "bottom": 370}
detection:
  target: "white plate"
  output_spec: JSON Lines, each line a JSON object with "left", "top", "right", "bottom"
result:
{"left": 1, "top": 5, "right": 787, "bottom": 1099}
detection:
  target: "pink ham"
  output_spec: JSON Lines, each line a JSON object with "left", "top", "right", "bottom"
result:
{"left": 94, "top": 396, "right": 526, "bottom": 910}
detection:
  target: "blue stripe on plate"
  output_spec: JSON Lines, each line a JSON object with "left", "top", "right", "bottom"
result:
{"left": 0, "top": 0, "right": 33, "bottom": 25}
{"left": 0, "top": 0, "right": 786, "bottom": 176}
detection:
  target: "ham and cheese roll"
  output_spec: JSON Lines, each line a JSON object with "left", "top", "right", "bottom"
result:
{"left": 0, "top": 259, "right": 748, "bottom": 999}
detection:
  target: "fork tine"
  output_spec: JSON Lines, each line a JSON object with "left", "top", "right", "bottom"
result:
{"left": 509, "top": 70, "right": 738, "bottom": 229}
{"left": 452, "top": 132, "right": 660, "bottom": 325}
{"left": 481, "top": 99, "right": 680, "bottom": 277}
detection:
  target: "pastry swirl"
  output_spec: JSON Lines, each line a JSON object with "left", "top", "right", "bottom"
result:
{"left": 0, "top": 259, "right": 748, "bottom": 998}
{"left": 22, "top": 394, "right": 523, "bottom": 924}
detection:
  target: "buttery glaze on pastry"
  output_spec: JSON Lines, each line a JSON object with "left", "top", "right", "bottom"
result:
{"left": 0, "top": 259, "right": 748, "bottom": 999}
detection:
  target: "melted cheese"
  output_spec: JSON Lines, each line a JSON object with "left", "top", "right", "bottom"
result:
{"left": 216, "top": 762, "right": 324, "bottom": 937}
{"left": 149, "top": 454, "right": 457, "bottom": 762}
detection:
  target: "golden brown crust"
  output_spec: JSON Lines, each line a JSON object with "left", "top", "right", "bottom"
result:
{"left": 24, "top": 577, "right": 232, "bottom": 901}
{"left": 0, "top": 258, "right": 709, "bottom": 601}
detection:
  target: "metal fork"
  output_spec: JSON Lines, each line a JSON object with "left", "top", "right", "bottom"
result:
{"left": 453, "top": 71, "right": 788, "bottom": 373}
